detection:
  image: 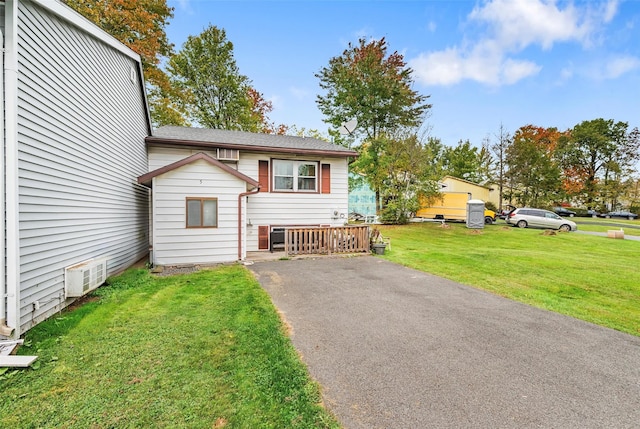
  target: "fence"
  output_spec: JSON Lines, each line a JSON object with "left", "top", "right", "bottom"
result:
{"left": 285, "top": 225, "right": 370, "bottom": 255}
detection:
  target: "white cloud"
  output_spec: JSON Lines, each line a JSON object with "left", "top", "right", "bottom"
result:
{"left": 502, "top": 59, "right": 542, "bottom": 84}
{"left": 469, "top": 0, "right": 592, "bottom": 50}
{"left": 269, "top": 94, "right": 283, "bottom": 110}
{"left": 290, "top": 87, "right": 310, "bottom": 100}
{"left": 556, "top": 65, "right": 574, "bottom": 85}
{"left": 602, "top": 0, "right": 619, "bottom": 24}
{"left": 603, "top": 55, "right": 640, "bottom": 79}
{"left": 411, "top": 0, "right": 618, "bottom": 87}
{"left": 411, "top": 48, "right": 465, "bottom": 86}
{"left": 176, "top": 0, "right": 191, "bottom": 11}
{"left": 410, "top": 45, "right": 541, "bottom": 87}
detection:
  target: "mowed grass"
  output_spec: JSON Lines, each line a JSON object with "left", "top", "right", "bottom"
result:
{"left": 0, "top": 266, "right": 339, "bottom": 429}
{"left": 378, "top": 222, "right": 640, "bottom": 336}
{"left": 573, "top": 217, "right": 640, "bottom": 236}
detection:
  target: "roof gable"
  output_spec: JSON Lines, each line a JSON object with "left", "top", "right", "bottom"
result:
{"left": 442, "top": 175, "right": 492, "bottom": 190}
{"left": 147, "top": 126, "right": 358, "bottom": 158}
{"left": 138, "top": 152, "right": 260, "bottom": 188}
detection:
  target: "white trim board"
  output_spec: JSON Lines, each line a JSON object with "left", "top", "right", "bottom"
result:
{"left": 0, "top": 355, "right": 38, "bottom": 367}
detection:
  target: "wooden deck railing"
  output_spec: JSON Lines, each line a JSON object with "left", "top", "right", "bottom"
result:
{"left": 285, "top": 225, "right": 370, "bottom": 255}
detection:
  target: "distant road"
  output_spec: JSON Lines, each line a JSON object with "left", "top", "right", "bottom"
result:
{"left": 576, "top": 219, "right": 640, "bottom": 230}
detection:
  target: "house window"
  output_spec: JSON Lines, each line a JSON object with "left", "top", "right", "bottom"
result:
{"left": 273, "top": 160, "right": 317, "bottom": 192}
{"left": 186, "top": 198, "right": 218, "bottom": 228}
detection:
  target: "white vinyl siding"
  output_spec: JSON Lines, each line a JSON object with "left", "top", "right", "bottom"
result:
{"left": 186, "top": 198, "right": 218, "bottom": 228}
{"left": 152, "top": 160, "right": 245, "bottom": 265}
{"left": 15, "top": 1, "right": 149, "bottom": 333}
{"left": 240, "top": 154, "right": 349, "bottom": 252}
{"left": 147, "top": 148, "right": 350, "bottom": 257}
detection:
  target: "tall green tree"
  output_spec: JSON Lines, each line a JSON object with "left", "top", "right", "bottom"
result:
{"left": 505, "top": 125, "right": 563, "bottom": 207}
{"left": 316, "top": 37, "right": 431, "bottom": 213}
{"left": 442, "top": 140, "right": 484, "bottom": 182}
{"left": 352, "top": 131, "right": 438, "bottom": 224}
{"left": 559, "top": 118, "right": 636, "bottom": 209}
{"left": 168, "top": 25, "right": 270, "bottom": 131}
{"left": 316, "top": 37, "right": 431, "bottom": 141}
{"left": 423, "top": 137, "right": 447, "bottom": 180}
{"left": 63, "top": 0, "right": 187, "bottom": 127}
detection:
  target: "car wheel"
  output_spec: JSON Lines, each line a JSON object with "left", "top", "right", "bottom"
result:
{"left": 628, "top": 216, "right": 634, "bottom": 220}
{"left": 517, "top": 220, "right": 527, "bottom": 228}
{"left": 559, "top": 224, "right": 571, "bottom": 232}
{"left": 569, "top": 214, "right": 574, "bottom": 217}
{"left": 606, "top": 215, "right": 611, "bottom": 219}
{"left": 484, "top": 216, "right": 493, "bottom": 224}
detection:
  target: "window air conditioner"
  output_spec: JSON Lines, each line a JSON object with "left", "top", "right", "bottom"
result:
{"left": 65, "top": 258, "right": 107, "bottom": 298}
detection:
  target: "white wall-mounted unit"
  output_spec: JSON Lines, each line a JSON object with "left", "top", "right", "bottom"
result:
{"left": 64, "top": 259, "right": 108, "bottom": 298}
{"left": 217, "top": 148, "right": 240, "bottom": 161}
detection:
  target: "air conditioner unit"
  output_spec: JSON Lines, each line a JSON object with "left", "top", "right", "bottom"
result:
{"left": 65, "top": 258, "right": 107, "bottom": 298}
{"left": 217, "top": 148, "right": 239, "bottom": 161}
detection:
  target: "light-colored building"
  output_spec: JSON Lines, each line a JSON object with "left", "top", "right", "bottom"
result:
{"left": 1, "top": 0, "right": 151, "bottom": 338}
{"left": 138, "top": 126, "right": 358, "bottom": 266}
{"left": 348, "top": 174, "right": 376, "bottom": 217}
{"left": 440, "top": 176, "right": 498, "bottom": 208}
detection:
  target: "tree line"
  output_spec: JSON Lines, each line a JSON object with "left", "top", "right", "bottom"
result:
{"left": 65, "top": 1, "right": 639, "bottom": 223}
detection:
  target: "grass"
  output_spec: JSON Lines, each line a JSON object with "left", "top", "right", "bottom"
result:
{"left": 378, "top": 221, "right": 640, "bottom": 336}
{"left": 0, "top": 266, "right": 339, "bottom": 429}
{"left": 573, "top": 217, "right": 640, "bottom": 235}
{"left": 3, "top": 220, "right": 639, "bottom": 427}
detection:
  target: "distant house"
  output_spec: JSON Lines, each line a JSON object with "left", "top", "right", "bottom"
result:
{"left": 1, "top": 0, "right": 151, "bottom": 338}
{"left": 138, "top": 126, "right": 358, "bottom": 265}
{"left": 440, "top": 176, "right": 497, "bottom": 207}
{"left": 348, "top": 174, "right": 376, "bottom": 217}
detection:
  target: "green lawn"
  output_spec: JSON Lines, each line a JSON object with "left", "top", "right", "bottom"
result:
{"left": 1, "top": 266, "right": 339, "bottom": 429}
{"left": 378, "top": 221, "right": 640, "bottom": 336}
{"left": 573, "top": 217, "right": 640, "bottom": 235}
{"left": 3, "top": 221, "right": 639, "bottom": 427}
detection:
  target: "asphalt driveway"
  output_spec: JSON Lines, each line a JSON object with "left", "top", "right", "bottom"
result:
{"left": 250, "top": 256, "right": 640, "bottom": 428}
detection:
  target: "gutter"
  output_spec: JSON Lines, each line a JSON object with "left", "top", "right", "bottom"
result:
{"left": 2, "top": 0, "right": 19, "bottom": 338}
{"left": 0, "top": 27, "right": 10, "bottom": 337}
{"left": 238, "top": 186, "right": 261, "bottom": 260}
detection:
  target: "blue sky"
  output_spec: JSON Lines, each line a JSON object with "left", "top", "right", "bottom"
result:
{"left": 166, "top": 0, "right": 639, "bottom": 146}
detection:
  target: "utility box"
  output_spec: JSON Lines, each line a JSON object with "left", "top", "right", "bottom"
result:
{"left": 466, "top": 199, "right": 486, "bottom": 229}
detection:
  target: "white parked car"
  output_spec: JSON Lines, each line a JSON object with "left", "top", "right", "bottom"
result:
{"left": 506, "top": 208, "right": 577, "bottom": 232}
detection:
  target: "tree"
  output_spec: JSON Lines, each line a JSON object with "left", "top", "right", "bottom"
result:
{"left": 168, "top": 25, "right": 272, "bottom": 132}
{"left": 63, "top": 0, "right": 186, "bottom": 127}
{"left": 442, "top": 140, "right": 487, "bottom": 183}
{"left": 316, "top": 37, "right": 432, "bottom": 213}
{"left": 559, "top": 119, "right": 636, "bottom": 209}
{"left": 505, "top": 125, "right": 564, "bottom": 207}
{"left": 247, "top": 88, "right": 288, "bottom": 134}
{"left": 352, "top": 131, "right": 438, "bottom": 224}
{"left": 423, "top": 137, "right": 447, "bottom": 180}
{"left": 490, "top": 124, "right": 512, "bottom": 211}
{"left": 316, "top": 38, "right": 431, "bottom": 142}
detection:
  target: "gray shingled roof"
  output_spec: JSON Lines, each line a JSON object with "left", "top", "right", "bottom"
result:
{"left": 151, "top": 126, "right": 357, "bottom": 155}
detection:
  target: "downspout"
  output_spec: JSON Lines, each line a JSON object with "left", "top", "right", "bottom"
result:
{"left": 238, "top": 186, "right": 260, "bottom": 260}
{"left": 0, "top": 27, "right": 10, "bottom": 337}
{"left": 3, "top": 0, "right": 20, "bottom": 338}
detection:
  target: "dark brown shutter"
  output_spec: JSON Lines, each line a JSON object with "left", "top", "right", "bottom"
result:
{"left": 258, "top": 226, "right": 269, "bottom": 250}
{"left": 259, "top": 160, "right": 269, "bottom": 192}
{"left": 321, "top": 164, "right": 331, "bottom": 194}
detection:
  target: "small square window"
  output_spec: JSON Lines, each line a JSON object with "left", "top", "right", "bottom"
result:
{"left": 186, "top": 198, "right": 218, "bottom": 228}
